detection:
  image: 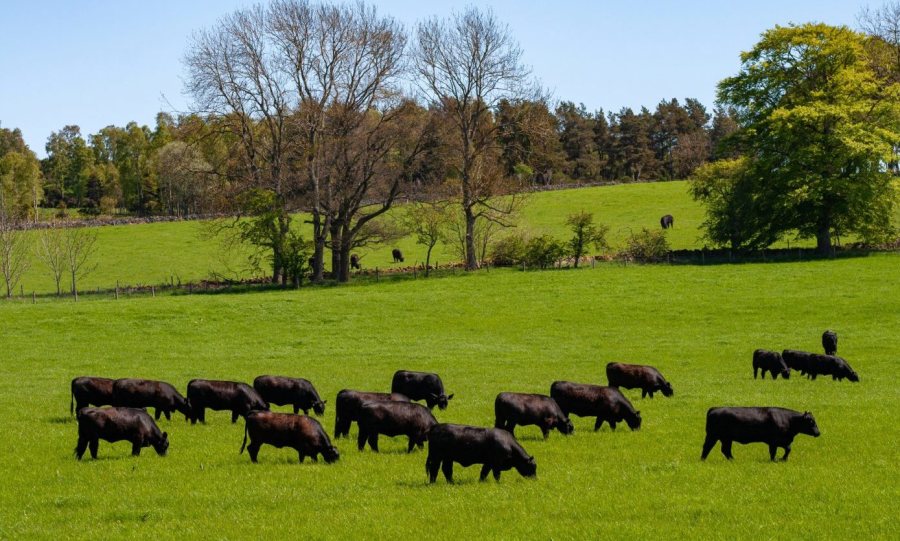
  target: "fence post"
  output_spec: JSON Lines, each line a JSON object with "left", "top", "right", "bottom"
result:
{"left": 115, "top": 281, "right": 119, "bottom": 300}
{"left": 151, "top": 286, "right": 155, "bottom": 298}
{"left": 19, "top": 285, "right": 23, "bottom": 298}
{"left": 32, "top": 291, "right": 35, "bottom": 304}
{"left": 375, "top": 268, "right": 379, "bottom": 282}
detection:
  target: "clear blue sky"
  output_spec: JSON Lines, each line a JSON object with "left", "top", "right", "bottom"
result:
{"left": 0, "top": 0, "right": 863, "bottom": 157}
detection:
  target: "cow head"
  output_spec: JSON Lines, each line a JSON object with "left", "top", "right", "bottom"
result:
{"left": 432, "top": 393, "right": 454, "bottom": 410}
{"left": 313, "top": 399, "right": 327, "bottom": 416}
{"left": 323, "top": 445, "right": 340, "bottom": 464}
{"left": 516, "top": 455, "right": 537, "bottom": 478}
{"left": 177, "top": 398, "right": 193, "bottom": 421}
{"left": 626, "top": 410, "right": 643, "bottom": 431}
{"left": 153, "top": 432, "right": 170, "bottom": 456}
{"left": 660, "top": 381, "right": 674, "bottom": 397}
{"left": 555, "top": 415, "right": 574, "bottom": 435}
{"left": 795, "top": 412, "right": 821, "bottom": 437}
{"left": 781, "top": 367, "right": 791, "bottom": 379}
{"left": 847, "top": 370, "right": 859, "bottom": 382}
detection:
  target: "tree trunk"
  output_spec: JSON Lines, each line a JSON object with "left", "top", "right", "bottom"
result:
{"left": 464, "top": 205, "right": 478, "bottom": 270}
{"left": 816, "top": 223, "right": 832, "bottom": 255}
{"left": 425, "top": 244, "right": 434, "bottom": 277}
{"left": 329, "top": 221, "right": 342, "bottom": 281}
{"left": 311, "top": 211, "right": 326, "bottom": 283}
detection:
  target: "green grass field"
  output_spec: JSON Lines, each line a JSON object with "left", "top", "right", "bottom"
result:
{"left": 1, "top": 251, "right": 897, "bottom": 539}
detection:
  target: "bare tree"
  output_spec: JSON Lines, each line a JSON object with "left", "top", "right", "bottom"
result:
{"left": 37, "top": 226, "right": 66, "bottom": 296}
{"left": 859, "top": 1, "right": 900, "bottom": 82}
{"left": 0, "top": 216, "right": 30, "bottom": 298}
{"left": 414, "top": 7, "right": 536, "bottom": 269}
{"left": 63, "top": 228, "right": 98, "bottom": 301}
{"left": 404, "top": 199, "right": 452, "bottom": 276}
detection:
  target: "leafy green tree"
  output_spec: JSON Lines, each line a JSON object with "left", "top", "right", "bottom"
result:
{"left": 714, "top": 23, "right": 900, "bottom": 252}
{"left": 565, "top": 211, "right": 609, "bottom": 267}
{"left": 556, "top": 102, "right": 603, "bottom": 181}
{"left": 44, "top": 126, "right": 93, "bottom": 207}
{"left": 404, "top": 201, "right": 452, "bottom": 277}
{"left": 0, "top": 150, "right": 43, "bottom": 219}
{"left": 690, "top": 158, "right": 753, "bottom": 249}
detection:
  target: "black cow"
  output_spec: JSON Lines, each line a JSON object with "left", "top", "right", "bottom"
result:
{"left": 782, "top": 349, "right": 815, "bottom": 376}
{"left": 334, "top": 390, "right": 410, "bottom": 438}
{"left": 240, "top": 411, "right": 339, "bottom": 464}
{"left": 112, "top": 378, "right": 191, "bottom": 421}
{"left": 357, "top": 401, "right": 437, "bottom": 453}
{"left": 391, "top": 248, "right": 404, "bottom": 263}
{"left": 71, "top": 376, "right": 116, "bottom": 415}
{"left": 808, "top": 354, "right": 859, "bottom": 382}
{"left": 253, "top": 375, "right": 326, "bottom": 416}
{"left": 426, "top": 424, "right": 536, "bottom": 483}
{"left": 75, "top": 407, "right": 169, "bottom": 459}
{"left": 494, "top": 392, "right": 573, "bottom": 438}
{"left": 752, "top": 349, "right": 791, "bottom": 380}
{"left": 701, "top": 407, "right": 820, "bottom": 461}
{"left": 350, "top": 254, "right": 361, "bottom": 270}
{"left": 660, "top": 214, "right": 674, "bottom": 229}
{"left": 822, "top": 330, "right": 838, "bottom": 356}
{"left": 606, "top": 362, "right": 673, "bottom": 398}
{"left": 186, "top": 379, "right": 268, "bottom": 424}
{"left": 391, "top": 370, "right": 453, "bottom": 410}
{"left": 550, "top": 381, "right": 642, "bottom": 431}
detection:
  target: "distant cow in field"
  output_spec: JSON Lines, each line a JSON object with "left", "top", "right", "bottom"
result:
{"left": 391, "top": 370, "right": 453, "bottom": 410}
{"left": 807, "top": 354, "right": 859, "bottom": 382}
{"left": 357, "top": 401, "right": 437, "bottom": 452}
{"left": 112, "top": 378, "right": 191, "bottom": 421}
{"left": 186, "top": 379, "right": 268, "bottom": 424}
{"left": 75, "top": 407, "right": 169, "bottom": 459}
{"left": 350, "top": 254, "right": 361, "bottom": 270}
{"left": 606, "top": 362, "right": 673, "bottom": 398}
{"left": 752, "top": 350, "right": 791, "bottom": 380}
{"left": 782, "top": 349, "right": 815, "bottom": 376}
{"left": 822, "top": 330, "right": 838, "bottom": 356}
{"left": 660, "top": 214, "right": 674, "bottom": 229}
{"left": 334, "top": 390, "right": 410, "bottom": 438}
{"left": 550, "top": 381, "right": 641, "bottom": 431}
{"left": 494, "top": 392, "right": 573, "bottom": 438}
{"left": 392, "top": 248, "right": 404, "bottom": 263}
{"left": 253, "top": 376, "right": 326, "bottom": 416}
{"left": 71, "top": 376, "right": 117, "bottom": 415}
{"left": 240, "top": 411, "right": 339, "bottom": 464}
{"left": 701, "top": 407, "right": 820, "bottom": 461}
{"left": 426, "top": 424, "right": 536, "bottom": 483}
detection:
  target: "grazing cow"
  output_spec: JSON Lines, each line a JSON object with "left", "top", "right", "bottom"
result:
{"left": 75, "top": 407, "right": 169, "bottom": 459}
{"left": 350, "top": 254, "right": 361, "bottom": 270}
{"left": 391, "top": 248, "right": 404, "bottom": 263}
{"left": 71, "top": 376, "right": 117, "bottom": 415}
{"left": 112, "top": 378, "right": 191, "bottom": 421}
{"left": 822, "top": 330, "right": 838, "bottom": 356}
{"left": 701, "top": 407, "right": 820, "bottom": 461}
{"left": 782, "top": 349, "right": 815, "bottom": 376}
{"left": 253, "top": 375, "right": 326, "bottom": 416}
{"left": 550, "top": 381, "right": 642, "bottom": 431}
{"left": 334, "top": 390, "right": 410, "bottom": 438}
{"left": 605, "top": 362, "right": 673, "bottom": 398}
{"left": 357, "top": 401, "right": 437, "bottom": 453}
{"left": 752, "top": 350, "right": 791, "bottom": 380}
{"left": 391, "top": 370, "right": 453, "bottom": 410}
{"left": 426, "top": 424, "right": 536, "bottom": 483}
{"left": 808, "top": 354, "right": 859, "bottom": 382}
{"left": 660, "top": 214, "right": 674, "bottom": 229}
{"left": 186, "top": 379, "right": 268, "bottom": 424}
{"left": 240, "top": 411, "right": 339, "bottom": 464}
{"left": 494, "top": 392, "right": 573, "bottom": 438}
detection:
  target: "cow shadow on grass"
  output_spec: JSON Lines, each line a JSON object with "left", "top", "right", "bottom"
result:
{"left": 394, "top": 477, "right": 481, "bottom": 488}
{"left": 48, "top": 416, "right": 75, "bottom": 425}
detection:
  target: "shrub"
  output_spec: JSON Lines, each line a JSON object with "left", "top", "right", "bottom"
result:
{"left": 524, "top": 234, "right": 565, "bottom": 269}
{"left": 565, "top": 211, "right": 609, "bottom": 267}
{"left": 491, "top": 232, "right": 528, "bottom": 266}
{"left": 622, "top": 228, "right": 670, "bottom": 262}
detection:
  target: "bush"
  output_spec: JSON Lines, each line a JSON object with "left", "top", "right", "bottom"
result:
{"left": 622, "top": 228, "right": 670, "bottom": 262}
{"left": 524, "top": 234, "right": 565, "bottom": 269}
{"left": 490, "top": 232, "right": 528, "bottom": 266}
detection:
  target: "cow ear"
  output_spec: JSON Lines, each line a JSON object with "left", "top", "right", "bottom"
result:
{"left": 447, "top": 394, "right": 455, "bottom": 400}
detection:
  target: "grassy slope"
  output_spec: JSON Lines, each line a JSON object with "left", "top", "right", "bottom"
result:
{"left": 0, "top": 254, "right": 897, "bottom": 539}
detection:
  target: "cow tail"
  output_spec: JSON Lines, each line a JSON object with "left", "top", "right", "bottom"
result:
{"left": 70, "top": 383, "right": 74, "bottom": 416}
{"left": 239, "top": 420, "right": 248, "bottom": 454}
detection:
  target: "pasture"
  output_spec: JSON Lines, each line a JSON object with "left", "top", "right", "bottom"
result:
{"left": 0, "top": 252, "right": 897, "bottom": 539}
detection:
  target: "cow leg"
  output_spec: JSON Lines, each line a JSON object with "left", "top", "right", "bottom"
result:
{"left": 507, "top": 422, "right": 516, "bottom": 437}
{"left": 782, "top": 445, "right": 791, "bottom": 461}
{"left": 594, "top": 417, "right": 604, "bottom": 431}
{"left": 753, "top": 367, "right": 758, "bottom": 379}
{"left": 479, "top": 464, "right": 491, "bottom": 482}
{"left": 641, "top": 389, "right": 647, "bottom": 398}
{"left": 89, "top": 438, "right": 99, "bottom": 459}
{"left": 426, "top": 457, "right": 440, "bottom": 483}
{"left": 609, "top": 420, "right": 617, "bottom": 431}
{"left": 541, "top": 427, "right": 550, "bottom": 439}
{"left": 768, "top": 444, "right": 778, "bottom": 461}
{"left": 407, "top": 438, "right": 416, "bottom": 453}
{"left": 771, "top": 371, "right": 778, "bottom": 380}
{"left": 132, "top": 441, "right": 142, "bottom": 456}
{"left": 367, "top": 433, "right": 379, "bottom": 452}
{"left": 75, "top": 436, "right": 89, "bottom": 460}
{"left": 648, "top": 391, "right": 654, "bottom": 399}
{"left": 493, "top": 467, "right": 502, "bottom": 481}
{"left": 441, "top": 460, "right": 454, "bottom": 483}
{"left": 247, "top": 442, "right": 260, "bottom": 463}
{"left": 231, "top": 411, "right": 239, "bottom": 424}
{"left": 701, "top": 435, "right": 716, "bottom": 460}
{"left": 357, "top": 429, "right": 367, "bottom": 451}
{"left": 293, "top": 405, "right": 300, "bottom": 415}
{"left": 298, "top": 453, "right": 305, "bottom": 463}
{"left": 155, "top": 408, "right": 162, "bottom": 420}
{"left": 721, "top": 440, "right": 734, "bottom": 460}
